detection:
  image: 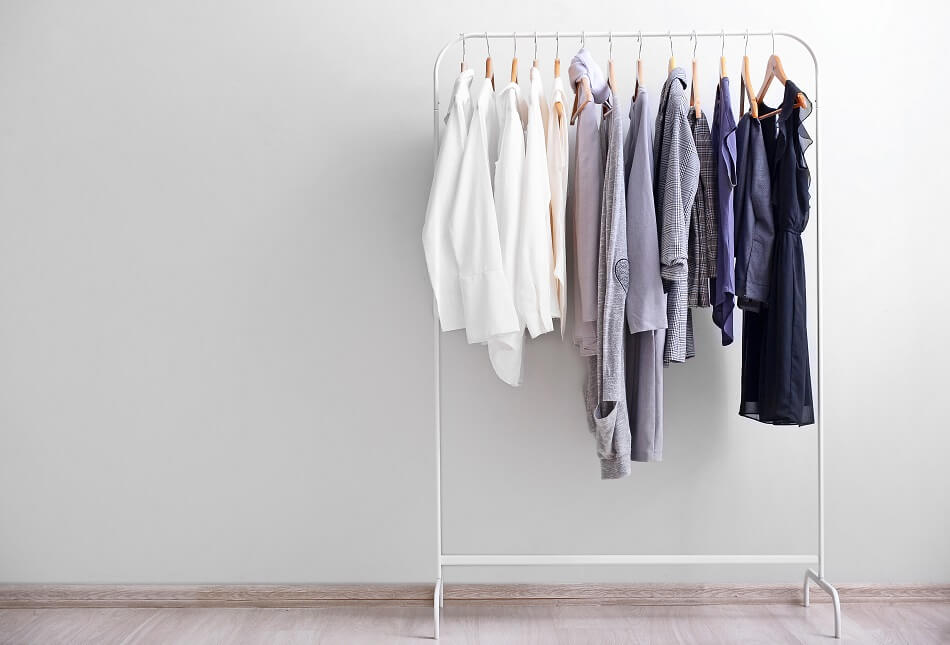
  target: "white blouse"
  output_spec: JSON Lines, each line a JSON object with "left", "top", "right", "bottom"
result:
{"left": 487, "top": 81, "right": 527, "bottom": 386}
{"left": 448, "top": 79, "right": 519, "bottom": 345}
{"left": 516, "top": 66, "right": 555, "bottom": 338}
{"left": 422, "top": 69, "right": 475, "bottom": 331}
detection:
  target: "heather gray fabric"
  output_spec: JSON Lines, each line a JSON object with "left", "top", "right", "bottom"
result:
{"left": 623, "top": 88, "right": 667, "bottom": 334}
{"left": 569, "top": 49, "right": 607, "bottom": 356}
{"left": 623, "top": 88, "right": 665, "bottom": 462}
{"left": 625, "top": 324, "right": 665, "bottom": 462}
{"left": 584, "top": 92, "right": 631, "bottom": 480}
{"left": 653, "top": 68, "right": 700, "bottom": 365}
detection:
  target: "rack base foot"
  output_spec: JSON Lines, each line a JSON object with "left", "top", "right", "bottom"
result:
{"left": 803, "top": 568, "right": 841, "bottom": 638}
{"left": 433, "top": 577, "right": 442, "bottom": 640}
{"left": 433, "top": 570, "right": 840, "bottom": 639}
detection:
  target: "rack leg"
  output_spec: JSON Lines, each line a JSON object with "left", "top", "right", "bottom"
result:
{"left": 803, "top": 568, "right": 841, "bottom": 639}
{"left": 433, "top": 577, "right": 442, "bottom": 639}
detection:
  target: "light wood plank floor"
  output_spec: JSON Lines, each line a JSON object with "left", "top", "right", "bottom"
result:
{"left": 0, "top": 602, "right": 948, "bottom": 644}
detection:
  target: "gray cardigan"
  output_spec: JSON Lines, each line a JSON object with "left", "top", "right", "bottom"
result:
{"left": 585, "top": 93, "right": 632, "bottom": 480}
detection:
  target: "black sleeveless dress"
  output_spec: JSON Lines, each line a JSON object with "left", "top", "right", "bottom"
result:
{"left": 740, "top": 80, "right": 814, "bottom": 426}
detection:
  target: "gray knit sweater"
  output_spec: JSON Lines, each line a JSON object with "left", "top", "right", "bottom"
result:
{"left": 585, "top": 93, "right": 631, "bottom": 480}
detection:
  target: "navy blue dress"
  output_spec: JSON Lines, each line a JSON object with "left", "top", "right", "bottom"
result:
{"left": 739, "top": 80, "right": 814, "bottom": 426}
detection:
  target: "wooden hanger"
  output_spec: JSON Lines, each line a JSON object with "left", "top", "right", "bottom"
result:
{"left": 570, "top": 76, "right": 593, "bottom": 125}
{"left": 719, "top": 31, "right": 727, "bottom": 79}
{"left": 741, "top": 32, "right": 758, "bottom": 119}
{"left": 756, "top": 89, "right": 808, "bottom": 121}
{"left": 553, "top": 32, "right": 564, "bottom": 126}
{"left": 756, "top": 32, "right": 786, "bottom": 102}
{"left": 484, "top": 33, "right": 494, "bottom": 90}
{"left": 570, "top": 33, "right": 594, "bottom": 124}
{"left": 607, "top": 33, "right": 617, "bottom": 95}
{"left": 634, "top": 32, "right": 644, "bottom": 99}
{"left": 667, "top": 32, "right": 676, "bottom": 73}
{"left": 689, "top": 32, "right": 701, "bottom": 119}
{"left": 510, "top": 32, "right": 518, "bottom": 83}
{"left": 755, "top": 32, "right": 808, "bottom": 120}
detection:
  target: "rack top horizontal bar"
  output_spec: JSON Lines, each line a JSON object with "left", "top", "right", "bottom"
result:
{"left": 442, "top": 554, "right": 819, "bottom": 566}
{"left": 457, "top": 31, "right": 795, "bottom": 40}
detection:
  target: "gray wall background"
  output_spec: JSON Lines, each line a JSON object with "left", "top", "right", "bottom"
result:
{"left": 0, "top": 0, "right": 947, "bottom": 585}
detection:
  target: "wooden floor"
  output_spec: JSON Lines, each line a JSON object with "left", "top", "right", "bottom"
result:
{"left": 0, "top": 602, "right": 948, "bottom": 644}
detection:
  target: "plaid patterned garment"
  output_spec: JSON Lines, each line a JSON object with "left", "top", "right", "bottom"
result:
{"left": 687, "top": 109, "right": 719, "bottom": 310}
{"left": 653, "top": 69, "right": 700, "bottom": 365}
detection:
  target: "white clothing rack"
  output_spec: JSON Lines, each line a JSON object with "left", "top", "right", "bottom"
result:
{"left": 430, "top": 30, "right": 840, "bottom": 640}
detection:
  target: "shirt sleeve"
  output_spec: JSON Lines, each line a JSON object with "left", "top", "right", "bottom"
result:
{"left": 422, "top": 94, "right": 469, "bottom": 331}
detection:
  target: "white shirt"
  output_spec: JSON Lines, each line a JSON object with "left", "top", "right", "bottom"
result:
{"left": 422, "top": 69, "right": 475, "bottom": 331}
{"left": 546, "top": 76, "right": 570, "bottom": 335}
{"left": 517, "top": 66, "right": 555, "bottom": 338}
{"left": 487, "top": 81, "right": 527, "bottom": 386}
{"left": 448, "top": 79, "right": 519, "bottom": 345}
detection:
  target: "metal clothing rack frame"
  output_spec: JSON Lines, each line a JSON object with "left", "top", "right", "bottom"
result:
{"left": 430, "top": 30, "right": 840, "bottom": 640}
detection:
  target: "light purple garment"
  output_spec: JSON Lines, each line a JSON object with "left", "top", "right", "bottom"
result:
{"left": 569, "top": 49, "right": 609, "bottom": 356}
{"left": 624, "top": 88, "right": 667, "bottom": 334}
{"left": 623, "top": 88, "right": 666, "bottom": 462}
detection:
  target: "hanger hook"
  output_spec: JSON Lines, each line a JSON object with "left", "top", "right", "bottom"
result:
{"left": 609, "top": 31, "right": 613, "bottom": 59}
{"left": 485, "top": 32, "right": 491, "bottom": 58}
{"left": 668, "top": 31, "right": 674, "bottom": 57}
{"left": 771, "top": 29, "right": 775, "bottom": 54}
{"left": 512, "top": 32, "right": 517, "bottom": 57}
{"left": 555, "top": 31, "right": 560, "bottom": 58}
{"left": 721, "top": 29, "right": 725, "bottom": 57}
{"left": 581, "top": 31, "right": 585, "bottom": 48}
{"left": 461, "top": 34, "right": 466, "bottom": 65}
{"left": 691, "top": 30, "right": 697, "bottom": 59}
{"left": 637, "top": 30, "right": 643, "bottom": 58}
{"left": 744, "top": 29, "right": 750, "bottom": 56}
{"left": 534, "top": 31, "right": 538, "bottom": 60}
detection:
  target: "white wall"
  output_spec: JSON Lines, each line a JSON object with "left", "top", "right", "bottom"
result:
{"left": 0, "top": 0, "right": 947, "bottom": 585}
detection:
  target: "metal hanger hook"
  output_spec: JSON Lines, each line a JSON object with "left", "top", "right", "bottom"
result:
{"left": 609, "top": 31, "right": 613, "bottom": 59}
{"left": 534, "top": 32, "right": 538, "bottom": 60}
{"left": 485, "top": 31, "right": 491, "bottom": 58}
{"left": 638, "top": 30, "right": 643, "bottom": 58}
{"left": 691, "top": 30, "right": 697, "bottom": 59}
{"left": 744, "top": 29, "right": 750, "bottom": 56}
{"left": 771, "top": 29, "right": 775, "bottom": 54}
{"left": 461, "top": 34, "right": 466, "bottom": 65}
{"left": 512, "top": 32, "right": 517, "bottom": 57}
{"left": 721, "top": 29, "right": 726, "bottom": 56}
{"left": 581, "top": 31, "right": 585, "bottom": 48}
{"left": 668, "top": 31, "right": 674, "bottom": 57}
{"left": 555, "top": 31, "right": 560, "bottom": 58}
